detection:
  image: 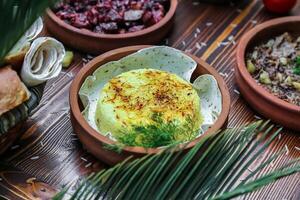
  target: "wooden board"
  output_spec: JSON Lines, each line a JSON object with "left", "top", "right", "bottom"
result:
{"left": 1, "top": 0, "right": 299, "bottom": 199}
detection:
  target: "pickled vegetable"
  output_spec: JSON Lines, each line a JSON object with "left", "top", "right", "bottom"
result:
{"left": 292, "top": 82, "right": 300, "bottom": 91}
{"left": 246, "top": 60, "right": 256, "bottom": 74}
{"left": 62, "top": 51, "right": 74, "bottom": 68}
{"left": 259, "top": 71, "right": 271, "bottom": 84}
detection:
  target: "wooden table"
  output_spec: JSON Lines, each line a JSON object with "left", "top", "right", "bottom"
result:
{"left": 1, "top": 0, "right": 299, "bottom": 199}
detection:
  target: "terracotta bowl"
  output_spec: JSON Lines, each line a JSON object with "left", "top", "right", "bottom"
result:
{"left": 236, "top": 16, "right": 300, "bottom": 131}
{"left": 69, "top": 45, "right": 231, "bottom": 165}
{"left": 44, "top": 0, "right": 177, "bottom": 55}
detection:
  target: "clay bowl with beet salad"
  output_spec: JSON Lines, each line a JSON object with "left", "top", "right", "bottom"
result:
{"left": 45, "top": 0, "right": 177, "bottom": 54}
{"left": 236, "top": 16, "right": 300, "bottom": 131}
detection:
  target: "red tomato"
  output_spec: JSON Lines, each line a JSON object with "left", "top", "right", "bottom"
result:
{"left": 263, "top": 0, "right": 297, "bottom": 14}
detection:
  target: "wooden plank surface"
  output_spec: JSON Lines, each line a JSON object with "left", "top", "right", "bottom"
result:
{"left": 0, "top": 0, "right": 299, "bottom": 199}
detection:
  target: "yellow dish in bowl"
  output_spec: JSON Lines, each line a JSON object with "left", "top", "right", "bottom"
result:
{"left": 96, "top": 69, "right": 202, "bottom": 147}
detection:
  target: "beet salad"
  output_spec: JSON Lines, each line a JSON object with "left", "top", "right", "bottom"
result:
{"left": 53, "top": 0, "right": 168, "bottom": 34}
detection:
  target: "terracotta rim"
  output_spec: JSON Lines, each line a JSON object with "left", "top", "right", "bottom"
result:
{"left": 46, "top": 0, "right": 178, "bottom": 39}
{"left": 236, "top": 16, "right": 300, "bottom": 113}
{"left": 69, "top": 45, "right": 231, "bottom": 154}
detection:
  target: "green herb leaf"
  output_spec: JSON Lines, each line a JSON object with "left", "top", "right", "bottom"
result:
{"left": 102, "top": 143, "right": 124, "bottom": 154}
{"left": 53, "top": 121, "right": 300, "bottom": 200}
{"left": 293, "top": 56, "right": 300, "bottom": 75}
{"left": 117, "top": 112, "right": 198, "bottom": 148}
{"left": 293, "top": 66, "right": 300, "bottom": 75}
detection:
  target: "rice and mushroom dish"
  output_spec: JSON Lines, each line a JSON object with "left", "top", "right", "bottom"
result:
{"left": 246, "top": 32, "right": 300, "bottom": 106}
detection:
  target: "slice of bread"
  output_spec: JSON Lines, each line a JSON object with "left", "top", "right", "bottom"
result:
{"left": 0, "top": 66, "right": 30, "bottom": 116}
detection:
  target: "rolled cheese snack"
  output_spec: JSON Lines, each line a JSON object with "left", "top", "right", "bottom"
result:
{"left": 9, "top": 17, "right": 43, "bottom": 55}
{"left": 21, "top": 37, "right": 65, "bottom": 86}
{"left": 5, "top": 17, "right": 43, "bottom": 69}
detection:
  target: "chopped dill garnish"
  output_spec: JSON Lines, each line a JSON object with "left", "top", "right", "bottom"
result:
{"left": 116, "top": 112, "right": 199, "bottom": 148}
{"left": 293, "top": 56, "right": 300, "bottom": 75}
{"left": 103, "top": 143, "right": 124, "bottom": 154}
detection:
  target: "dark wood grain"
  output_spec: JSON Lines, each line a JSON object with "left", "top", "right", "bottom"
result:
{"left": 0, "top": 0, "right": 299, "bottom": 199}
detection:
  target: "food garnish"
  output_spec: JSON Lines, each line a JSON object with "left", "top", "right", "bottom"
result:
{"left": 79, "top": 46, "right": 222, "bottom": 148}
{"left": 53, "top": 0, "right": 167, "bottom": 34}
{"left": 62, "top": 51, "right": 74, "bottom": 68}
{"left": 292, "top": 56, "right": 300, "bottom": 75}
{"left": 259, "top": 71, "right": 271, "bottom": 85}
{"left": 246, "top": 33, "right": 300, "bottom": 106}
{"left": 246, "top": 60, "right": 256, "bottom": 74}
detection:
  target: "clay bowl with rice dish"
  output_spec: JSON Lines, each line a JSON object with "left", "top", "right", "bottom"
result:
{"left": 236, "top": 16, "right": 300, "bottom": 131}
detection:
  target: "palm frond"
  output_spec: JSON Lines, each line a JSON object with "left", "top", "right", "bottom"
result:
{"left": 0, "top": 0, "right": 56, "bottom": 64}
{"left": 54, "top": 121, "right": 300, "bottom": 200}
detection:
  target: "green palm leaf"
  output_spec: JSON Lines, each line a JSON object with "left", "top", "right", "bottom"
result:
{"left": 0, "top": 0, "right": 56, "bottom": 64}
{"left": 54, "top": 121, "right": 300, "bottom": 200}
